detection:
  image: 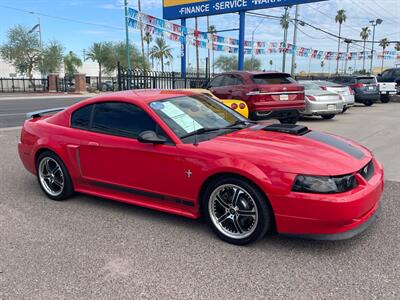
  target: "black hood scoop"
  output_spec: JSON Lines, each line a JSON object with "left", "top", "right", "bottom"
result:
{"left": 263, "top": 124, "right": 310, "bottom": 136}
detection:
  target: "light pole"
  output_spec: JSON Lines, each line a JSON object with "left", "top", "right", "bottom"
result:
{"left": 282, "top": 6, "right": 289, "bottom": 72}
{"left": 29, "top": 12, "right": 43, "bottom": 77}
{"left": 344, "top": 39, "right": 352, "bottom": 74}
{"left": 290, "top": 5, "right": 299, "bottom": 76}
{"left": 369, "top": 18, "right": 382, "bottom": 74}
{"left": 124, "top": 0, "right": 131, "bottom": 71}
{"left": 251, "top": 18, "right": 265, "bottom": 70}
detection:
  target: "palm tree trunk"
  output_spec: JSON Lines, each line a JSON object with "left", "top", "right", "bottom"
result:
{"left": 336, "top": 23, "right": 341, "bottom": 74}
{"left": 98, "top": 63, "right": 102, "bottom": 89}
{"left": 161, "top": 56, "right": 164, "bottom": 73}
{"left": 146, "top": 43, "right": 150, "bottom": 70}
{"left": 381, "top": 47, "right": 385, "bottom": 72}
{"left": 362, "top": 40, "right": 366, "bottom": 72}
{"left": 138, "top": 0, "right": 146, "bottom": 70}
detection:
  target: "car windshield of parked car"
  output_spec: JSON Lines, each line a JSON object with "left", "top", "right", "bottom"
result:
{"left": 357, "top": 77, "right": 376, "bottom": 84}
{"left": 149, "top": 95, "right": 246, "bottom": 141}
{"left": 252, "top": 74, "right": 296, "bottom": 85}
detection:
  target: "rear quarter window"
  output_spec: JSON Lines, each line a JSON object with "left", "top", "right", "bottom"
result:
{"left": 71, "top": 104, "right": 94, "bottom": 129}
{"left": 252, "top": 74, "right": 296, "bottom": 84}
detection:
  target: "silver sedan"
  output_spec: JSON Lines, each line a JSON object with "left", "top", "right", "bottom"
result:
{"left": 299, "top": 81, "right": 344, "bottom": 120}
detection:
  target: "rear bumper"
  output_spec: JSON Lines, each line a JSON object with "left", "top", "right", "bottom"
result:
{"left": 250, "top": 108, "right": 303, "bottom": 120}
{"left": 355, "top": 93, "right": 380, "bottom": 102}
{"left": 303, "top": 101, "right": 344, "bottom": 116}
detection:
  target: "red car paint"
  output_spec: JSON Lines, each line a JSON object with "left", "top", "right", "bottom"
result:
{"left": 18, "top": 90, "right": 383, "bottom": 236}
{"left": 208, "top": 71, "right": 305, "bottom": 120}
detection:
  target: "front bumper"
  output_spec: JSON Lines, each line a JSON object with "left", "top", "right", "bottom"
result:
{"left": 272, "top": 158, "right": 384, "bottom": 238}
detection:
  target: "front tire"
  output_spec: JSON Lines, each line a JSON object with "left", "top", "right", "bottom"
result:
{"left": 36, "top": 151, "right": 74, "bottom": 201}
{"left": 202, "top": 176, "right": 272, "bottom": 245}
{"left": 364, "top": 100, "right": 374, "bottom": 106}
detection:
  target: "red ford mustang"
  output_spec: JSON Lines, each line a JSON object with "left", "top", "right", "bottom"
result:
{"left": 18, "top": 90, "right": 384, "bottom": 245}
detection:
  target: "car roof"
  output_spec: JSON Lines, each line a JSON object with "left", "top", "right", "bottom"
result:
{"left": 221, "top": 71, "right": 291, "bottom": 76}
{"left": 88, "top": 89, "right": 197, "bottom": 104}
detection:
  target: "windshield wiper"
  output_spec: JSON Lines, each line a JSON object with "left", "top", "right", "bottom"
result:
{"left": 224, "top": 120, "right": 257, "bottom": 128}
{"left": 180, "top": 127, "right": 222, "bottom": 139}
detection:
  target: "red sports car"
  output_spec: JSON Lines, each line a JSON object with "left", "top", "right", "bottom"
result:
{"left": 18, "top": 90, "right": 383, "bottom": 245}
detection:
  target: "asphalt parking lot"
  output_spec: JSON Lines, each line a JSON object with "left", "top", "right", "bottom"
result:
{"left": 1, "top": 101, "right": 399, "bottom": 299}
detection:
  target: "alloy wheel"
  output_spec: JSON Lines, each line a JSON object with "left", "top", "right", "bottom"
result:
{"left": 38, "top": 157, "right": 64, "bottom": 197}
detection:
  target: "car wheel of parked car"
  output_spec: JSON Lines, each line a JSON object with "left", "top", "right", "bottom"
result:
{"left": 279, "top": 116, "right": 299, "bottom": 124}
{"left": 364, "top": 101, "right": 374, "bottom": 107}
{"left": 380, "top": 95, "right": 390, "bottom": 103}
{"left": 202, "top": 176, "right": 272, "bottom": 245}
{"left": 321, "top": 114, "right": 335, "bottom": 120}
{"left": 342, "top": 106, "right": 348, "bottom": 113}
{"left": 36, "top": 151, "right": 74, "bottom": 201}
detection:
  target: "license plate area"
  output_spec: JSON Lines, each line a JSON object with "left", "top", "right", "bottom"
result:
{"left": 327, "top": 104, "right": 336, "bottom": 110}
{"left": 279, "top": 94, "right": 289, "bottom": 101}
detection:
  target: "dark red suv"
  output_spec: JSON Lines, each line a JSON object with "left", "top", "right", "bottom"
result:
{"left": 207, "top": 71, "right": 305, "bottom": 123}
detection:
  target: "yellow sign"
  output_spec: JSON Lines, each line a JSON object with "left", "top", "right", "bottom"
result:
{"left": 163, "top": 0, "right": 207, "bottom": 8}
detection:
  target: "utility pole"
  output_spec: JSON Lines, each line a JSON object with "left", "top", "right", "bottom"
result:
{"left": 124, "top": 0, "right": 131, "bottom": 71}
{"left": 282, "top": 6, "right": 289, "bottom": 73}
{"left": 290, "top": 5, "right": 299, "bottom": 76}
{"left": 344, "top": 39, "right": 352, "bottom": 74}
{"left": 195, "top": 17, "right": 200, "bottom": 77}
{"left": 369, "top": 18, "right": 382, "bottom": 74}
{"left": 138, "top": 0, "right": 146, "bottom": 70}
{"left": 207, "top": 16, "right": 210, "bottom": 77}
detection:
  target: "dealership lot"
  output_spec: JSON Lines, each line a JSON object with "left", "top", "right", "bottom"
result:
{"left": 1, "top": 101, "right": 399, "bottom": 298}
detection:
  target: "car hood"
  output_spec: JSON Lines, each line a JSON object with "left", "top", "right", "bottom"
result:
{"left": 201, "top": 125, "right": 371, "bottom": 175}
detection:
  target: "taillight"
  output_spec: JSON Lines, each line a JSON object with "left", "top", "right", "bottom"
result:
{"left": 230, "top": 103, "right": 238, "bottom": 110}
{"left": 306, "top": 95, "right": 316, "bottom": 101}
{"left": 348, "top": 87, "right": 354, "bottom": 95}
{"left": 352, "top": 83, "right": 364, "bottom": 88}
{"left": 239, "top": 103, "right": 246, "bottom": 109}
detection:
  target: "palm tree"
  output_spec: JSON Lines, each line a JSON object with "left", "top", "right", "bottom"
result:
{"left": 320, "top": 60, "right": 325, "bottom": 73}
{"left": 360, "top": 27, "right": 371, "bottom": 72}
{"left": 86, "top": 42, "right": 112, "bottom": 88}
{"left": 63, "top": 51, "right": 82, "bottom": 79}
{"left": 379, "top": 38, "right": 390, "bottom": 72}
{"left": 143, "top": 32, "right": 153, "bottom": 69}
{"left": 150, "top": 37, "right": 173, "bottom": 73}
{"left": 335, "top": 9, "right": 347, "bottom": 74}
{"left": 208, "top": 25, "right": 217, "bottom": 75}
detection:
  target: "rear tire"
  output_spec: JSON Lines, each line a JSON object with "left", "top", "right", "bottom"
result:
{"left": 36, "top": 151, "right": 74, "bottom": 201}
{"left": 202, "top": 176, "right": 272, "bottom": 245}
{"left": 279, "top": 115, "right": 299, "bottom": 124}
{"left": 321, "top": 114, "right": 335, "bottom": 120}
{"left": 342, "top": 106, "right": 348, "bottom": 113}
{"left": 380, "top": 95, "right": 390, "bottom": 103}
{"left": 364, "top": 101, "right": 374, "bottom": 106}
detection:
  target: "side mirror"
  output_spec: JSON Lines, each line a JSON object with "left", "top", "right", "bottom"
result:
{"left": 138, "top": 131, "right": 167, "bottom": 144}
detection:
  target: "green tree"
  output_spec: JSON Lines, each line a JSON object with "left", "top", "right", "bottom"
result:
{"left": 103, "top": 42, "right": 147, "bottom": 73}
{"left": 63, "top": 51, "right": 82, "bottom": 78}
{"left": 39, "top": 41, "right": 64, "bottom": 75}
{"left": 379, "top": 38, "right": 390, "bottom": 72}
{"left": 86, "top": 42, "right": 113, "bottom": 86}
{"left": 150, "top": 38, "right": 173, "bottom": 73}
{"left": 360, "top": 27, "right": 371, "bottom": 72}
{"left": 215, "top": 55, "right": 261, "bottom": 72}
{"left": 143, "top": 32, "right": 153, "bottom": 69}
{"left": 335, "top": 9, "right": 347, "bottom": 74}
{"left": 0, "top": 25, "right": 41, "bottom": 78}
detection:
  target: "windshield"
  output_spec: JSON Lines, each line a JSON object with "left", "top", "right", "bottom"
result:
{"left": 300, "top": 82, "right": 322, "bottom": 90}
{"left": 149, "top": 95, "right": 246, "bottom": 141}
{"left": 356, "top": 77, "right": 376, "bottom": 84}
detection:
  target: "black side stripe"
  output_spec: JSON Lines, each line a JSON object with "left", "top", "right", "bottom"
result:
{"left": 305, "top": 131, "right": 365, "bottom": 159}
{"left": 92, "top": 181, "right": 195, "bottom": 207}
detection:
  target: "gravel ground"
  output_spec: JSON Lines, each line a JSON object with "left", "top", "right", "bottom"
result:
{"left": 0, "top": 127, "right": 399, "bottom": 299}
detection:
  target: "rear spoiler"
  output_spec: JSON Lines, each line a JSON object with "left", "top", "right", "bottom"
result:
{"left": 26, "top": 107, "right": 67, "bottom": 119}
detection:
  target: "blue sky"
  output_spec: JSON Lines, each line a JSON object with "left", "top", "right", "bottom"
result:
{"left": 0, "top": 0, "right": 399, "bottom": 73}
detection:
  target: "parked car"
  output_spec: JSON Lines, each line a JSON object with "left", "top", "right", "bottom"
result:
{"left": 181, "top": 88, "right": 249, "bottom": 118}
{"left": 18, "top": 90, "right": 383, "bottom": 245}
{"left": 312, "top": 80, "right": 355, "bottom": 112}
{"left": 298, "top": 81, "right": 344, "bottom": 119}
{"left": 330, "top": 76, "right": 379, "bottom": 106}
{"left": 207, "top": 71, "right": 305, "bottom": 124}
{"left": 377, "top": 67, "right": 400, "bottom": 94}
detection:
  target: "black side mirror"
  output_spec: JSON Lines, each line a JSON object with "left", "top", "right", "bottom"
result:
{"left": 138, "top": 131, "right": 167, "bottom": 144}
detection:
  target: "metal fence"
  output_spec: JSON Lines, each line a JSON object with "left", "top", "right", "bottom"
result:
{"left": 117, "top": 64, "right": 211, "bottom": 91}
{"left": 0, "top": 78, "right": 49, "bottom": 93}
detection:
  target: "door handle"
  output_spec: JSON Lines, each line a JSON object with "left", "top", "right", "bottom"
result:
{"left": 88, "top": 141, "right": 99, "bottom": 147}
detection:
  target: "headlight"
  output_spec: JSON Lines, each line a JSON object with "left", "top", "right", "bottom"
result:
{"left": 292, "top": 174, "right": 357, "bottom": 194}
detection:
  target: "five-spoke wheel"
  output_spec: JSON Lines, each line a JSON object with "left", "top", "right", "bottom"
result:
{"left": 203, "top": 176, "right": 272, "bottom": 245}
{"left": 36, "top": 151, "right": 74, "bottom": 201}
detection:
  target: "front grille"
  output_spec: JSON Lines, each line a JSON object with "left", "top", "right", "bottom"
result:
{"left": 358, "top": 160, "right": 374, "bottom": 181}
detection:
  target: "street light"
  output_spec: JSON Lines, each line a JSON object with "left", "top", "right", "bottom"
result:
{"left": 369, "top": 18, "right": 382, "bottom": 74}
{"left": 344, "top": 39, "right": 352, "bottom": 74}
